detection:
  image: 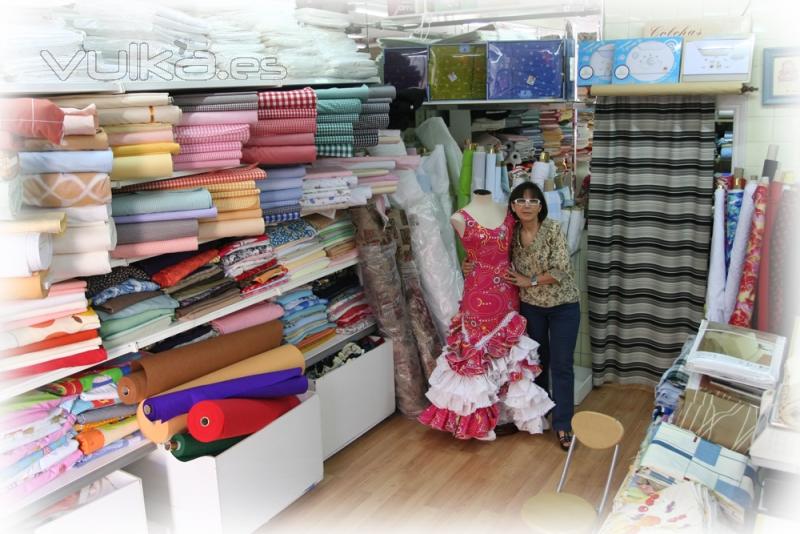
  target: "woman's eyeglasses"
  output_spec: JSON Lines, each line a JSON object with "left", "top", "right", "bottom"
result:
{"left": 513, "top": 198, "right": 541, "bottom": 206}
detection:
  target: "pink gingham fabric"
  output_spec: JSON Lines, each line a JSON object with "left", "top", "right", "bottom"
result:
{"left": 177, "top": 141, "right": 243, "bottom": 154}
{"left": 257, "top": 87, "right": 317, "bottom": 110}
{"left": 174, "top": 124, "right": 250, "bottom": 144}
{"left": 257, "top": 108, "right": 317, "bottom": 120}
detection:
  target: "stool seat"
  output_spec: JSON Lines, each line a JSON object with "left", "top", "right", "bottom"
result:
{"left": 521, "top": 491, "right": 597, "bottom": 534}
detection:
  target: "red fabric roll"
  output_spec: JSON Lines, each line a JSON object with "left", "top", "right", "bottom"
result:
{"left": 1, "top": 329, "right": 99, "bottom": 357}
{"left": 187, "top": 396, "right": 301, "bottom": 442}
{"left": 756, "top": 181, "right": 784, "bottom": 331}
{"left": 242, "top": 145, "right": 317, "bottom": 166}
{"left": 247, "top": 133, "right": 315, "bottom": 147}
{"left": 250, "top": 118, "right": 316, "bottom": 137}
{"left": 0, "top": 347, "right": 107, "bottom": 379}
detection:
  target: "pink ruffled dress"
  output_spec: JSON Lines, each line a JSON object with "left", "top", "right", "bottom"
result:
{"left": 418, "top": 210, "right": 554, "bottom": 440}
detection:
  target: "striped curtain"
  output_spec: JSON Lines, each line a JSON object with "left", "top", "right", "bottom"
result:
{"left": 588, "top": 96, "right": 715, "bottom": 385}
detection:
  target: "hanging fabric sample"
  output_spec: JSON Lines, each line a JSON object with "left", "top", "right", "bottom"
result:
{"left": 587, "top": 96, "right": 715, "bottom": 385}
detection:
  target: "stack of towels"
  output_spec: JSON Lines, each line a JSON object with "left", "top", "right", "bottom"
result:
{"left": 85, "top": 266, "right": 176, "bottom": 347}
{"left": 275, "top": 288, "right": 336, "bottom": 353}
{"left": 259, "top": 165, "right": 305, "bottom": 225}
{"left": 118, "top": 165, "right": 267, "bottom": 243}
{"left": 267, "top": 219, "right": 329, "bottom": 281}
{"left": 243, "top": 88, "right": 318, "bottom": 166}
{"left": 172, "top": 92, "right": 257, "bottom": 172}
{"left": 220, "top": 236, "right": 287, "bottom": 298}
{"left": 0, "top": 280, "right": 106, "bottom": 381}
{"left": 110, "top": 189, "right": 213, "bottom": 260}
{"left": 8, "top": 98, "right": 117, "bottom": 283}
{"left": 306, "top": 213, "right": 359, "bottom": 269}
{"left": 312, "top": 266, "right": 375, "bottom": 337}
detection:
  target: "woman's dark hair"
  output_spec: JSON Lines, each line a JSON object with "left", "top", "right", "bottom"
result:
{"left": 508, "top": 182, "right": 547, "bottom": 223}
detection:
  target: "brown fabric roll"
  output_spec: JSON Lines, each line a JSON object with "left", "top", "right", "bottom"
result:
{"left": 95, "top": 290, "right": 163, "bottom": 314}
{"left": 117, "top": 320, "right": 283, "bottom": 404}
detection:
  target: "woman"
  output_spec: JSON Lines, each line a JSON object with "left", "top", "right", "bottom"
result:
{"left": 505, "top": 182, "right": 581, "bottom": 449}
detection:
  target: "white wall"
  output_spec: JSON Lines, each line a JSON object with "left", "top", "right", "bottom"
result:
{"left": 603, "top": 0, "right": 800, "bottom": 178}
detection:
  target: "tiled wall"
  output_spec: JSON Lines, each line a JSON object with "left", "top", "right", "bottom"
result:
{"left": 603, "top": 0, "right": 799, "bottom": 178}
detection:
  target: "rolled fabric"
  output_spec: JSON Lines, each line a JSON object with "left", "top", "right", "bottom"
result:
{"left": 257, "top": 87, "right": 316, "bottom": 109}
{"left": 97, "top": 106, "right": 182, "bottom": 126}
{"left": 75, "top": 403, "right": 137, "bottom": 425}
{"left": 111, "top": 142, "right": 181, "bottom": 157}
{"left": 730, "top": 184, "right": 768, "bottom": 327}
{"left": 49, "top": 251, "right": 111, "bottom": 282}
{"left": 172, "top": 150, "right": 243, "bottom": 164}
{"left": 566, "top": 207, "right": 584, "bottom": 255}
{"left": 110, "top": 236, "right": 198, "bottom": 259}
{"left": 0, "top": 347, "right": 107, "bottom": 379}
{"left": 248, "top": 133, "right": 315, "bottom": 146}
{"left": 174, "top": 141, "right": 243, "bottom": 155}
{"left": 250, "top": 119, "right": 316, "bottom": 137}
{"left": 0, "top": 272, "right": 48, "bottom": 300}
{"left": 18, "top": 150, "right": 114, "bottom": 174}
{"left": 367, "top": 85, "right": 397, "bottom": 100}
{"left": 0, "top": 310, "right": 98, "bottom": 351}
{"left": 0, "top": 177, "right": 22, "bottom": 220}
{"left": 211, "top": 302, "right": 284, "bottom": 334}
{"left": 212, "top": 194, "right": 260, "bottom": 212}
{"left": 315, "top": 85, "right": 369, "bottom": 101}
{"left": 0, "top": 233, "right": 51, "bottom": 277}
{"left": 112, "top": 189, "right": 212, "bottom": 216}
{"left": 317, "top": 99, "right": 363, "bottom": 115}
{"left": 22, "top": 130, "right": 109, "bottom": 151}
{"left": 188, "top": 396, "right": 301, "bottom": 442}
{"left": 725, "top": 188, "right": 744, "bottom": 271}
{"left": 0, "top": 98, "right": 64, "bottom": 143}
{"left": 706, "top": 187, "right": 727, "bottom": 322}
{"left": 173, "top": 159, "right": 241, "bottom": 171}
{"left": 115, "top": 219, "right": 198, "bottom": 245}
{"left": 242, "top": 145, "right": 317, "bottom": 165}
{"left": 470, "top": 149, "right": 486, "bottom": 191}
{"left": 52, "top": 223, "right": 114, "bottom": 254}
{"left": 757, "top": 181, "right": 784, "bottom": 331}
{"left": 174, "top": 92, "right": 258, "bottom": 106}
{"left": 76, "top": 416, "right": 138, "bottom": 454}
{"left": 198, "top": 218, "right": 265, "bottom": 240}
{"left": 110, "top": 153, "right": 174, "bottom": 181}
{"left": 40, "top": 204, "right": 109, "bottom": 226}
{"left": 174, "top": 124, "right": 250, "bottom": 145}
{"left": 106, "top": 127, "right": 174, "bottom": 146}
{"left": 143, "top": 368, "right": 305, "bottom": 422}
{"left": 177, "top": 110, "right": 257, "bottom": 126}
{"left": 169, "top": 432, "right": 244, "bottom": 461}
{"left": 22, "top": 172, "right": 111, "bottom": 208}
{"left": 258, "top": 108, "right": 316, "bottom": 120}
{"left": 52, "top": 93, "right": 170, "bottom": 109}
{"left": 113, "top": 207, "right": 217, "bottom": 224}
{"left": 204, "top": 208, "right": 263, "bottom": 222}
{"left": 118, "top": 321, "right": 285, "bottom": 404}
{"left": 260, "top": 188, "right": 303, "bottom": 203}
{"left": 724, "top": 181, "right": 758, "bottom": 322}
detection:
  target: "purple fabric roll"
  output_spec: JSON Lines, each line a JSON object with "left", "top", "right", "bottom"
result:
{"left": 142, "top": 368, "right": 306, "bottom": 422}
{"left": 263, "top": 166, "right": 306, "bottom": 180}
{"left": 113, "top": 207, "right": 218, "bottom": 224}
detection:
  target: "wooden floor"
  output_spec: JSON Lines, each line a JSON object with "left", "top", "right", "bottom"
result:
{"left": 261, "top": 385, "right": 653, "bottom": 533}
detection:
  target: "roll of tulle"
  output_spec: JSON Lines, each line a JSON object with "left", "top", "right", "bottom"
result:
{"left": 0, "top": 177, "right": 22, "bottom": 220}
{"left": 0, "top": 233, "right": 52, "bottom": 277}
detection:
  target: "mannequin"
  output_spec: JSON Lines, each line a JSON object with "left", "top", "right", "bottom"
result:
{"left": 450, "top": 190, "right": 507, "bottom": 237}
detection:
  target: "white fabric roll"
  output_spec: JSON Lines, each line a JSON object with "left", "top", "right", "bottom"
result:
{"left": 705, "top": 187, "right": 727, "bottom": 322}
{"left": 567, "top": 208, "right": 584, "bottom": 255}
{"left": 544, "top": 190, "right": 562, "bottom": 223}
{"left": 366, "top": 141, "right": 407, "bottom": 157}
{"left": 723, "top": 181, "right": 758, "bottom": 322}
{"left": 532, "top": 161, "right": 549, "bottom": 189}
{"left": 483, "top": 152, "right": 496, "bottom": 193}
{"left": 471, "top": 149, "right": 486, "bottom": 191}
{"left": 415, "top": 117, "right": 463, "bottom": 193}
{"left": 52, "top": 222, "right": 115, "bottom": 254}
{"left": 0, "top": 178, "right": 22, "bottom": 221}
{"left": 48, "top": 251, "right": 111, "bottom": 282}
{"left": 0, "top": 233, "right": 52, "bottom": 277}
{"left": 559, "top": 208, "right": 572, "bottom": 235}
{"left": 35, "top": 204, "right": 111, "bottom": 226}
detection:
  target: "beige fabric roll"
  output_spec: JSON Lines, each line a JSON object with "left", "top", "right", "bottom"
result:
{"left": 110, "top": 153, "right": 173, "bottom": 181}
{"left": 98, "top": 105, "right": 182, "bottom": 126}
{"left": 198, "top": 218, "right": 265, "bottom": 240}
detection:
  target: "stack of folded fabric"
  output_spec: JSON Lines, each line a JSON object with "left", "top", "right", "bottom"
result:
{"left": 305, "top": 336, "right": 385, "bottom": 380}
{"left": 210, "top": 302, "right": 283, "bottom": 336}
{"left": 84, "top": 266, "right": 174, "bottom": 347}
{"left": 300, "top": 166, "right": 359, "bottom": 213}
{"left": 115, "top": 323, "right": 306, "bottom": 456}
{"left": 220, "top": 236, "right": 287, "bottom": 297}
{"left": 312, "top": 155, "right": 419, "bottom": 198}
{"left": 118, "top": 165, "right": 267, "bottom": 242}
{"left": 243, "top": 88, "right": 317, "bottom": 166}
{"left": 313, "top": 85, "right": 372, "bottom": 158}
{"left": 312, "top": 266, "right": 375, "bottom": 337}
{"left": 259, "top": 165, "right": 305, "bottom": 225}
{"left": 358, "top": 86, "right": 397, "bottom": 156}
{"left": 110, "top": 189, "right": 214, "bottom": 259}
{"left": 49, "top": 93, "right": 181, "bottom": 187}
{"left": 540, "top": 108, "right": 565, "bottom": 165}
{"left": 0, "top": 392, "right": 82, "bottom": 498}
{"left": 268, "top": 219, "right": 329, "bottom": 281}
{"left": 0, "top": 280, "right": 106, "bottom": 381}
{"left": 173, "top": 92, "right": 258, "bottom": 172}
{"left": 306, "top": 213, "right": 359, "bottom": 268}
{"left": 275, "top": 288, "right": 335, "bottom": 352}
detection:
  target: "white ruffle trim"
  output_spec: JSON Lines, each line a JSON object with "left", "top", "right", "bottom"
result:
{"left": 488, "top": 334, "right": 541, "bottom": 385}
{"left": 503, "top": 378, "right": 555, "bottom": 435}
{"left": 425, "top": 354, "right": 499, "bottom": 416}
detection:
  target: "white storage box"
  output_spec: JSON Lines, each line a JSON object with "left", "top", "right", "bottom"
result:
{"left": 125, "top": 392, "right": 323, "bottom": 534}
{"left": 31, "top": 471, "right": 147, "bottom": 534}
{"left": 313, "top": 340, "right": 396, "bottom": 459}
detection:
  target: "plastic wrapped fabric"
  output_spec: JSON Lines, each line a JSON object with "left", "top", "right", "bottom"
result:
{"left": 389, "top": 209, "right": 443, "bottom": 380}
{"left": 420, "top": 146, "right": 458, "bottom": 270}
{"left": 392, "top": 165, "right": 463, "bottom": 341}
{"left": 351, "top": 205, "right": 427, "bottom": 416}
{"left": 415, "top": 117, "right": 463, "bottom": 194}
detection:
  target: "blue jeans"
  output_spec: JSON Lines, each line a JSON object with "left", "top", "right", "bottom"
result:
{"left": 519, "top": 301, "right": 580, "bottom": 432}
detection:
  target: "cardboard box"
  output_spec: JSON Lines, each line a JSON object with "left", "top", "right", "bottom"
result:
{"left": 611, "top": 37, "right": 683, "bottom": 84}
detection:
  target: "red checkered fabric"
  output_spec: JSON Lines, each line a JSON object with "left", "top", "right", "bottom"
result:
{"left": 257, "top": 108, "right": 317, "bottom": 120}
{"left": 257, "top": 87, "right": 317, "bottom": 110}
{"left": 174, "top": 124, "right": 250, "bottom": 144}
{"left": 0, "top": 98, "right": 65, "bottom": 144}
{"left": 249, "top": 118, "right": 316, "bottom": 137}
{"left": 119, "top": 164, "right": 266, "bottom": 192}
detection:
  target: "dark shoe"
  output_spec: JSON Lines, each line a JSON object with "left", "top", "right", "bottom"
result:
{"left": 494, "top": 423, "right": 518, "bottom": 436}
{"left": 556, "top": 430, "right": 573, "bottom": 451}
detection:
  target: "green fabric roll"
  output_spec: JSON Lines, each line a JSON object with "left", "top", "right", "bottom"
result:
{"left": 315, "top": 85, "right": 370, "bottom": 102}
{"left": 316, "top": 113, "right": 359, "bottom": 124}
{"left": 314, "top": 134, "right": 355, "bottom": 146}
{"left": 456, "top": 146, "right": 474, "bottom": 263}
{"left": 317, "top": 99, "right": 363, "bottom": 115}
{"left": 316, "top": 123, "right": 354, "bottom": 135}
{"left": 170, "top": 432, "right": 245, "bottom": 462}
{"left": 112, "top": 189, "right": 213, "bottom": 216}
{"left": 99, "top": 308, "right": 174, "bottom": 338}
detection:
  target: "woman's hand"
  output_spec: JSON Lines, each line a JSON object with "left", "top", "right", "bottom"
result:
{"left": 462, "top": 259, "right": 475, "bottom": 275}
{"left": 503, "top": 268, "right": 532, "bottom": 288}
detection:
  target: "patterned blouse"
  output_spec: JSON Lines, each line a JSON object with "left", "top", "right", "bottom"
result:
{"left": 511, "top": 218, "right": 580, "bottom": 308}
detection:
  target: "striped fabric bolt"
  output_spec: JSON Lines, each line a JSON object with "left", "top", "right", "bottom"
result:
{"left": 174, "top": 124, "right": 250, "bottom": 144}
{"left": 316, "top": 123, "right": 354, "bottom": 136}
{"left": 257, "top": 87, "right": 317, "bottom": 109}
{"left": 180, "top": 102, "right": 258, "bottom": 112}
{"left": 257, "top": 108, "right": 317, "bottom": 120}
{"left": 317, "top": 113, "right": 359, "bottom": 124}
{"left": 315, "top": 144, "right": 354, "bottom": 158}
{"left": 354, "top": 114, "right": 390, "bottom": 130}
{"left": 587, "top": 96, "right": 715, "bottom": 386}
{"left": 119, "top": 165, "right": 266, "bottom": 192}
{"left": 353, "top": 130, "right": 379, "bottom": 148}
